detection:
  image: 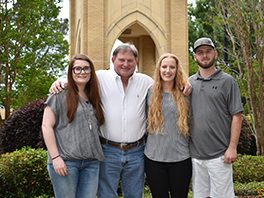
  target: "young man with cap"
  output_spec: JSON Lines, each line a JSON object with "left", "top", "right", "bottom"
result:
{"left": 189, "top": 37, "right": 244, "bottom": 198}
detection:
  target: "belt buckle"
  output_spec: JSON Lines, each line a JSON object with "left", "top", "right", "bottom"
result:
{"left": 120, "top": 143, "right": 128, "bottom": 149}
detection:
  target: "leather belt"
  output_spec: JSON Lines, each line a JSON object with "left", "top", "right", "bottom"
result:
{"left": 99, "top": 135, "right": 145, "bottom": 150}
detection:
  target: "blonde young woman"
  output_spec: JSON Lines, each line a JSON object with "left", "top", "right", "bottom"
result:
{"left": 42, "top": 54, "right": 105, "bottom": 198}
{"left": 144, "top": 53, "right": 192, "bottom": 198}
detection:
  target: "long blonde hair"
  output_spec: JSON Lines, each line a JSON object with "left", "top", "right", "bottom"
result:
{"left": 147, "top": 53, "right": 191, "bottom": 136}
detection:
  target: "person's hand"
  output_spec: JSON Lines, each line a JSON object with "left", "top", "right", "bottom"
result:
{"left": 49, "top": 81, "right": 65, "bottom": 94}
{"left": 182, "top": 81, "right": 193, "bottom": 96}
{"left": 224, "top": 147, "right": 237, "bottom": 164}
{"left": 52, "top": 157, "right": 68, "bottom": 176}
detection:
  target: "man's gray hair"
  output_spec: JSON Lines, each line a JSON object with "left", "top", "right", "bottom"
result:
{"left": 112, "top": 42, "right": 138, "bottom": 60}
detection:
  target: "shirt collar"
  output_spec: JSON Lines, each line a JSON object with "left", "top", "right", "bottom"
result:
{"left": 194, "top": 67, "right": 222, "bottom": 80}
{"left": 112, "top": 69, "right": 135, "bottom": 81}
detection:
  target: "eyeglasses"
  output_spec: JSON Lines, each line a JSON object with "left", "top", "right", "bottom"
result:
{"left": 72, "top": 66, "right": 92, "bottom": 74}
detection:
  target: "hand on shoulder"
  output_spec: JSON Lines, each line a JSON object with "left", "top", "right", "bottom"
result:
{"left": 182, "top": 81, "right": 193, "bottom": 96}
{"left": 49, "top": 81, "right": 65, "bottom": 94}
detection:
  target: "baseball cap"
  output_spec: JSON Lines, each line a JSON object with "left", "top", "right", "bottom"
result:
{"left": 193, "top": 37, "right": 215, "bottom": 53}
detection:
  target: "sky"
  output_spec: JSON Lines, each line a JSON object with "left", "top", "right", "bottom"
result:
{"left": 58, "top": 0, "right": 69, "bottom": 20}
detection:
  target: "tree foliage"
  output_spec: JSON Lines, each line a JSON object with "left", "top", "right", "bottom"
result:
{"left": 213, "top": 0, "right": 264, "bottom": 156}
{"left": 188, "top": 0, "right": 216, "bottom": 53}
{"left": 0, "top": 0, "right": 69, "bottom": 121}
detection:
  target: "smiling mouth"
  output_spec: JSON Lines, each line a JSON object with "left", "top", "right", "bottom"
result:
{"left": 164, "top": 74, "right": 172, "bottom": 77}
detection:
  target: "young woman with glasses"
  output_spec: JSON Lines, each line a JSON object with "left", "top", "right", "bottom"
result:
{"left": 42, "top": 54, "right": 105, "bottom": 198}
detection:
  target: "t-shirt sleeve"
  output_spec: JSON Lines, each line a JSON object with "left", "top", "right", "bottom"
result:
{"left": 45, "top": 93, "right": 63, "bottom": 123}
{"left": 227, "top": 79, "right": 244, "bottom": 115}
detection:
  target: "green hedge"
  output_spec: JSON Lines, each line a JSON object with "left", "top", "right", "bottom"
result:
{"left": 234, "top": 181, "right": 264, "bottom": 196}
{"left": 233, "top": 154, "right": 264, "bottom": 183}
{"left": 1, "top": 149, "right": 264, "bottom": 197}
{"left": 0, "top": 147, "right": 53, "bottom": 198}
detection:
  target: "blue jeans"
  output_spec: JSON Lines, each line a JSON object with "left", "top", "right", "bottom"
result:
{"left": 47, "top": 158, "right": 100, "bottom": 198}
{"left": 97, "top": 142, "right": 145, "bottom": 198}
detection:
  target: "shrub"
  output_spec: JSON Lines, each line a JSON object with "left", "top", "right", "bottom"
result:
{"left": 234, "top": 181, "right": 264, "bottom": 196}
{"left": 233, "top": 154, "right": 264, "bottom": 183}
{"left": 0, "top": 97, "right": 47, "bottom": 154}
{"left": 237, "top": 116, "right": 253, "bottom": 155}
{"left": 0, "top": 147, "right": 53, "bottom": 198}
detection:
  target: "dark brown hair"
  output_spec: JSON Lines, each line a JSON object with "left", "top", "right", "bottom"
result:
{"left": 66, "top": 54, "right": 104, "bottom": 125}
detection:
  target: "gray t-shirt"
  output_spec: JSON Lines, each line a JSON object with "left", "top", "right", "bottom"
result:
{"left": 189, "top": 67, "right": 244, "bottom": 160}
{"left": 144, "top": 89, "right": 190, "bottom": 162}
{"left": 45, "top": 89, "right": 105, "bottom": 164}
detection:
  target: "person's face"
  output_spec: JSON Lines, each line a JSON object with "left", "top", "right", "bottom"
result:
{"left": 194, "top": 46, "right": 217, "bottom": 69}
{"left": 159, "top": 57, "right": 177, "bottom": 83}
{"left": 112, "top": 50, "right": 138, "bottom": 79}
{"left": 72, "top": 60, "right": 91, "bottom": 86}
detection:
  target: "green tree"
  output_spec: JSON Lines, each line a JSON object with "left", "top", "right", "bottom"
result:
{"left": 188, "top": 54, "right": 198, "bottom": 76}
{"left": 188, "top": 0, "right": 236, "bottom": 64}
{"left": 188, "top": 0, "right": 216, "bottom": 53}
{"left": 213, "top": 0, "right": 264, "bottom": 155}
{"left": 0, "top": 0, "right": 69, "bottom": 121}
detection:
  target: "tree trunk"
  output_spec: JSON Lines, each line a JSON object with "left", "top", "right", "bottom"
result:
{"left": 216, "top": 0, "right": 264, "bottom": 156}
{"left": 5, "top": 94, "right": 11, "bottom": 120}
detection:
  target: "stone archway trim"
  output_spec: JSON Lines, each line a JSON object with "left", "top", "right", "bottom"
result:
{"left": 106, "top": 9, "right": 167, "bottom": 65}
